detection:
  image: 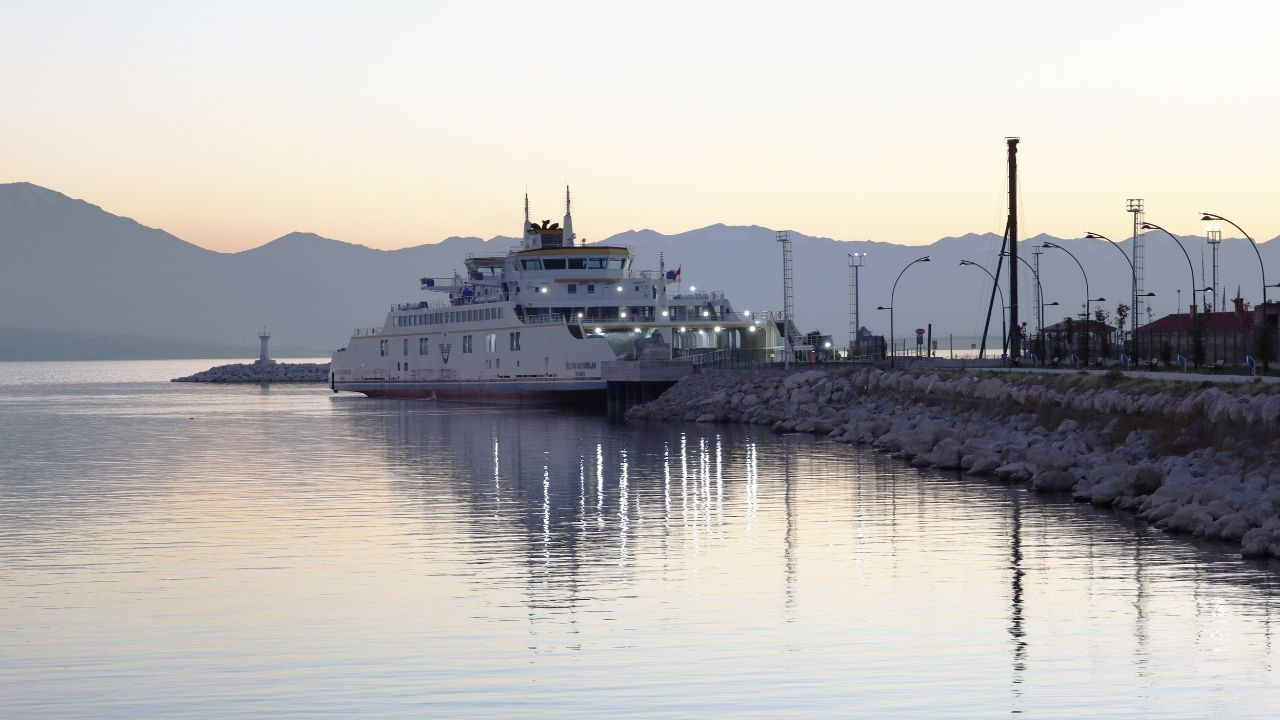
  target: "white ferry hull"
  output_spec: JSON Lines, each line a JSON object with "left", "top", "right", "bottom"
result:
{"left": 334, "top": 378, "right": 605, "bottom": 404}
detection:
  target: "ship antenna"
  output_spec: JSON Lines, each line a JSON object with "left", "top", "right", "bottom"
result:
{"left": 524, "top": 191, "right": 530, "bottom": 225}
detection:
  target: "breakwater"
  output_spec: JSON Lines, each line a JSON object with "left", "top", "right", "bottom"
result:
{"left": 627, "top": 367, "right": 1280, "bottom": 558}
{"left": 172, "top": 360, "right": 329, "bottom": 383}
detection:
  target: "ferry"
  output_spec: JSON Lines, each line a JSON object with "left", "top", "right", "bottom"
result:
{"left": 330, "top": 189, "right": 784, "bottom": 402}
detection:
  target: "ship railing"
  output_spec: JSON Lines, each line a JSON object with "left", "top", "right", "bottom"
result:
{"left": 352, "top": 327, "right": 381, "bottom": 337}
{"left": 520, "top": 311, "right": 567, "bottom": 325}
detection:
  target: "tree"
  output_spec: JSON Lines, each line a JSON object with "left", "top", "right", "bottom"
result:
{"left": 1095, "top": 308, "right": 1113, "bottom": 359}
{"left": 1114, "top": 303, "right": 1131, "bottom": 362}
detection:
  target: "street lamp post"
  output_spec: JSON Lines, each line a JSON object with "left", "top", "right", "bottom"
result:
{"left": 880, "top": 256, "right": 931, "bottom": 368}
{"left": 1043, "top": 241, "right": 1106, "bottom": 362}
{"left": 1084, "top": 231, "right": 1137, "bottom": 358}
{"left": 1140, "top": 221, "right": 1198, "bottom": 317}
{"left": 1201, "top": 212, "right": 1269, "bottom": 372}
{"left": 1001, "top": 250, "right": 1046, "bottom": 362}
{"left": 961, "top": 259, "right": 1008, "bottom": 356}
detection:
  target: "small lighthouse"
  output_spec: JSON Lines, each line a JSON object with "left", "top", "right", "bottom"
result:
{"left": 258, "top": 327, "right": 274, "bottom": 364}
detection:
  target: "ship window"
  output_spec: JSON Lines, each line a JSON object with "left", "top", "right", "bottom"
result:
{"left": 499, "top": 308, "right": 504, "bottom": 319}
{"left": 568, "top": 283, "right": 577, "bottom": 294}
{"left": 609, "top": 258, "right": 626, "bottom": 270}
{"left": 586, "top": 258, "right": 606, "bottom": 269}
{"left": 403, "top": 338, "right": 409, "bottom": 356}
{"left": 419, "top": 337, "right": 428, "bottom": 355}
{"left": 486, "top": 333, "right": 496, "bottom": 352}
{"left": 521, "top": 259, "right": 543, "bottom": 270}
{"left": 379, "top": 339, "right": 388, "bottom": 357}
{"left": 587, "top": 284, "right": 595, "bottom": 294}
{"left": 463, "top": 335, "right": 473, "bottom": 353}
{"left": 568, "top": 258, "right": 586, "bottom": 269}
{"left": 542, "top": 258, "right": 566, "bottom": 270}
{"left": 509, "top": 331, "right": 521, "bottom": 351}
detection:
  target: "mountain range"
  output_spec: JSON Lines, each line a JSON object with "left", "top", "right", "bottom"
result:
{"left": 3, "top": 181, "right": 1278, "bottom": 360}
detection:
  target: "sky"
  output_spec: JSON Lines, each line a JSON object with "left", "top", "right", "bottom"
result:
{"left": 2, "top": 1, "right": 1278, "bottom": 252}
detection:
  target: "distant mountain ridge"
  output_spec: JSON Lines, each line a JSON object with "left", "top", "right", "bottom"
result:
{"left": 3, "top": 181, "right": 1278, "bottom": 359}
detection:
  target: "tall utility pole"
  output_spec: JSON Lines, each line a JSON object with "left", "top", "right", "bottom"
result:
{"left": 1208, "top": 228, "right": 1223, "bottom": 311}
{"left": 777, "top": 230, "right": 794, "bottom": 368}
{"left": 1128, "top": 199, "right": 1145, "bottom": 337}
{"left": 1006, "top": 137, "right": 1021, "bottom": 361}
{"left": 848, "top": 252, "right": 864, "bottom": 355}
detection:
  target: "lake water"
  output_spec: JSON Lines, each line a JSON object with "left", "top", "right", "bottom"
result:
{"left": 2, "top": 360, "right": 1278, "bottom": 718}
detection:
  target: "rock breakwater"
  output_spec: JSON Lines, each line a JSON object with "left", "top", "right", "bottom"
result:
{"left": 172, "top": 360, "right": 329, "bottom": 383}
{"left": 628, "top": 368, "right": 1280, "bottom": 559}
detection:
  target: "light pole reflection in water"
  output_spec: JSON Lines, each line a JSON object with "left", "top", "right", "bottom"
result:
{"left": 619, "top": 450, "right": 629, "bottom": 564}
{"left": 596, "top": 444, "right": 604, "bottom": 528}
{"left": 1009, "top": 489, "right": 1026, "bottom": 705}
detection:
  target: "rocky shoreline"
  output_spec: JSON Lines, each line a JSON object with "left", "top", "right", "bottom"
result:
{"left": 172, "top": 360, "right": 330, "bottom": 383}
{"left": 627, "top": 367, "right": 1280, "bottom": 559}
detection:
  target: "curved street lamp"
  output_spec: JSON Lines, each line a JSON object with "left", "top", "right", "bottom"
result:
{"left": 1000, "top": 250, "right": 1046, "bottom": 361}
{"left": 1084, "top": 231, "right": 1137, "bottom": 342}
{"left": 1042, "top": 241, "right": 1101, "bottom": 361}
{"left": 1202, "top": 212, "right": 1269, "bottom": 372}
{"left": 960, "top": 259, "right": 1007, "bottom": 355}
{"left": 882, "top": 256, "right": 931, "bottom": 367}
{"left": 1140, "top": 221, "right": 1198, "bottom": 316}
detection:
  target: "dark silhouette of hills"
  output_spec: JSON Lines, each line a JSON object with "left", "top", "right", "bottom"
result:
{"left": 3, "top": 181, "right": 1278, "bottom": 359}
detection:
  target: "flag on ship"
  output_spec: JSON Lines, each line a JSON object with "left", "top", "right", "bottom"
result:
{"left": 666, "top": 266, "right": 681, "bottom": 280}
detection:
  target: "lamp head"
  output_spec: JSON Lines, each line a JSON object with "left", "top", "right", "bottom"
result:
{"left": 1043, "top": 241, "right": 1061, "bottom": 250}
{"left": 1200, "top": 212, "right": 1222, "bottom": 222}
{"left": 1139, "top": 222, "right": 1157, "bottom": 231}
{"left": 1046, "top": 301, "right": 1060, "bottom": 306}
{"left": 876, "top": 305, "right": 889, "bottom": 311}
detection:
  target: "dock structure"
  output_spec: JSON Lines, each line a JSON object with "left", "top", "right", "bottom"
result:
{"left": 602, "top": 359, "right": 694, "bottom": 418}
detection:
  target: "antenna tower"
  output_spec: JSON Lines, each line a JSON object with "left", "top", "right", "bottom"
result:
{"left": 1128, "top": 199, "right": 1144, "bottom": 336}
{"left": 777, "top": 230, "right": 794, "bottom": 367}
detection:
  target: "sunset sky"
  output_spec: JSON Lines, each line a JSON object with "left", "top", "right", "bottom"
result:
{"left": 3, "top": 1, "right": 1277, "bottom": 252}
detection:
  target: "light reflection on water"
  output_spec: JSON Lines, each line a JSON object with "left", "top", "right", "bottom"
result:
{"left": 0, "top": 361, "right": 1278, "bottom": 719}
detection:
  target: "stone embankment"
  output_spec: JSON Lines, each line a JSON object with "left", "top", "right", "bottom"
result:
{"left": 627, "top": 367, "right": 1280, "bottom": 559}
{"left": 172, "top": 360, "right": 329, "bottom": 383}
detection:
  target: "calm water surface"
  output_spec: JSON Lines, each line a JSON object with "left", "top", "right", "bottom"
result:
{"left": 1, "top": 360, "right": 1278, "bottom": 718}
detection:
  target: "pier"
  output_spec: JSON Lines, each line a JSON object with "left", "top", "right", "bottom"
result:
{"left": 602, "top": 359, "right": 693, "bottom": 418}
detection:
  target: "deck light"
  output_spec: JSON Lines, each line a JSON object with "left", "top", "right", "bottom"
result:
{"left": 679, "top": 327, "right": 687, "bottom": 332}
{"left": 713, "top": 326, "right": 722, "bottom": 333}
{"left": 540, "top": 287, "right": 548, "bottom": 293}
{"left": 748, "top": 326, "right": 756, "bottom": 332}
{"left": 690, "top": 286, "right": 696, "bottom": 292}
{"left": 616, "top": 286, "right": 623, "bottom": 292}
{"left": 702, "top": 310, "right": 710, "bottom": 317}
{"left": 634, "top": 328, "right": 641, "bottom": 333}
{"left": 661, "top": 310, "right": 668, "bottom": 317}
{"left": 577, "top": 312, "right": 583, "bottom": 318}
{"left": 620, "top": 311, "right": 627, "bottom": 318}
{"left": 595, "top": 327, "right": 603, "bottom": 334}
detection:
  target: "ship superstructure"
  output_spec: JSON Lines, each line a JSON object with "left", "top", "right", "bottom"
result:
{"left": 330, "top": 189, "right": 784, "bottom": 401}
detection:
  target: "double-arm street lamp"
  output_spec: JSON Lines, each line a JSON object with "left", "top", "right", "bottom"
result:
{"left": 999, "top": 250, "right": 1045, "bottom": 360}
{"left": 1043, "top": 241, "right": 1106, "bottom": 362}
{"left": 1139, "top": 221, "right": 1198, "bottom": 316}
{"left": 877, "top": 256, "right": 931, "bottom": 368}
{"left": 1083, "top": 231, "right": 1136, "bottom": 339}
{"left": 1201, "top": 212, "right": 1270, "bottom": 372}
